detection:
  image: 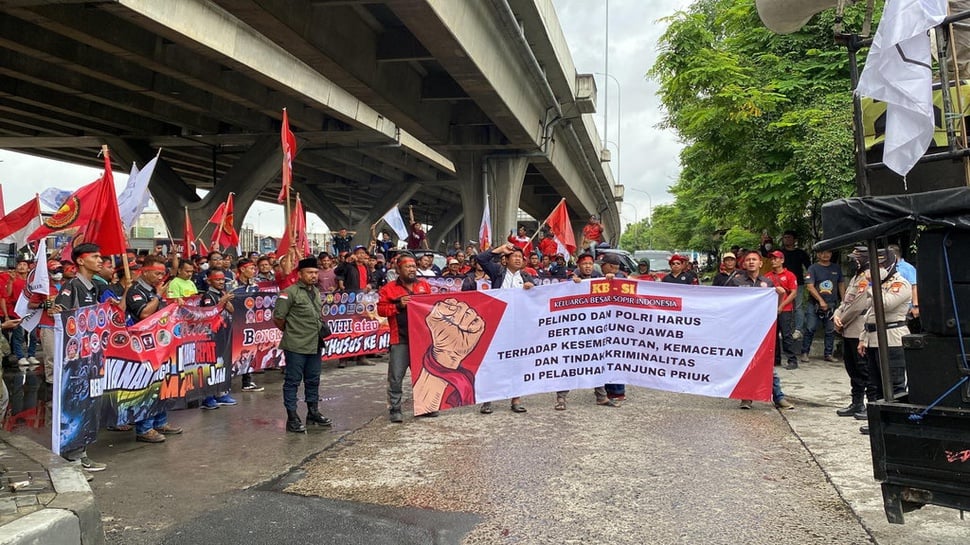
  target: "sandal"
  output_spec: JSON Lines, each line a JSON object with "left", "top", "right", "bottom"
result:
{"left": 554, "top": 397, "right": 567, "bottom": 411}
{"left": 510, "top": 403, "right": 527, "bottom": 413}
{"left": 480, "top": 402, "right": 493, "bottom": 414}
{"left": 596, "top": 397, "right": 620, "bottom": 408}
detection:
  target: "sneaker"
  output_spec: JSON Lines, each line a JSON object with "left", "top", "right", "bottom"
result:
{"left": 824, "top": 355, "right": 836, "bottom": 362}
{"left": 136, "top": 429, "right": 166, "bottom": 443}
{"left": 784, "top": 362, "right": 798, "bottom": 370}
{"left": 27, "top": 356, "right": 40, "bottom": 364}
{"left": 480, "top": 402, "right": 493, "bottom": 414}
{"left": 241, "top": 383, "right": 264, "bottom": 392}
{"left": 799, "top": 353, "right": 810, "bottom": 363}
{"left": 80, "top": 456, "right": 106, "bottom": 472}
{"left": 389, "top": 411, "right": 404, "bottom": 423}
{"left": 17, "top": 357, "right": 29, "bottom": 367}
{"left": 215, "top": 394, "right": 237, "bottom": 406}
{"left": 739, "top": 399, "right": 753, "bottom": 410}
{"left": 775, "top": 398, "right": 795, "bottom": 410}
{"left": 200, "top": 397, "right": 219, "bottom": 410}
{"left": 792, "top": 329, "right": 803, "bottom": 340}
{"left": 155, "top": 424, "right": 183, "bottom": 435}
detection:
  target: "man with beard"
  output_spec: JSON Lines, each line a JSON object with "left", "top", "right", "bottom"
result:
{"left": 378, "top": 254, "right": 433, "bottom": 422}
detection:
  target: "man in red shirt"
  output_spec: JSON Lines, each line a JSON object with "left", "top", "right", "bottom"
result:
{"left": 581, "top": 214, "right": 604, "bottom": 249}
{"left": 26, "top": 260, "right": 63, "bottom": 384}
{"left": 6, "top": 258, "right": 37, "bottom": 366}
{"left": 377, "top": 254, "right": 432, "bottom": 422}
{"left": 765, "top": 251, "right": 800, "bottom": 370}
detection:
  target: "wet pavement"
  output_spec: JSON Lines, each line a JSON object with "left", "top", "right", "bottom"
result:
{"left": 12, "top": 355, "right": 970, "bottom": 544}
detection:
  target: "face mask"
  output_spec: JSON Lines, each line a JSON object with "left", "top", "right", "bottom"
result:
{"left": 52, "top": 273, "right": 63, "bottom": 281}
{"left": 763, "top": 243, "right": 773, "bottom": 251}
{"left": 200, "top": 263, "right": 210, "bottom": 271}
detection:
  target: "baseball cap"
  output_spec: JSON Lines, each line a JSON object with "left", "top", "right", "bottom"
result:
{"left": 600, "top": 253, "right": 621, "bottom": 266}
{"left": 769, "top": 250, "right": 784, "bottom": 259}
{"left": 669, "top": 254, "right": 687, "bottom": 264}
{"left": 722, "top": 252, "right": 736, "bottom": 260}
{"left": 352, "top": 245, "right": 368, "bottom": 253}
{"left": 447, "top": 258, "right": 459, "bottom": 265}
{"left": 637, "top": 258, "right": 649, "bottom": 266}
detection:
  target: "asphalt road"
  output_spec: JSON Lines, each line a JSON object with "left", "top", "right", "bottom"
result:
{"left": 18, "top": 355, "right": 968, "bottom": 544}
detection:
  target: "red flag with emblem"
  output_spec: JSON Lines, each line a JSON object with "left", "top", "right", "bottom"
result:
{"left": 28, "top": 149, "right": 127, "bottom": 255}
{"left": 277, "top": 108, "right": 297, "bottom": 203}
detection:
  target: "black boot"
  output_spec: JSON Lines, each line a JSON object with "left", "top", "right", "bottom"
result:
{"left": 286, "top": 409, "right": 306, "bottom": 433}
{"left": 836, "top": 401, "right": 865, "bottom": 417}
{"left": 306, "top": 403, "right": 333, "bottom": 427}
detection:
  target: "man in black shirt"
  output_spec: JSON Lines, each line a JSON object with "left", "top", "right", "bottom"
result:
{"left": 126, "top": 255, "right": 183, "bottom": 443}
{"left": 779, "top": 230, "right": 812, "bottom": 335}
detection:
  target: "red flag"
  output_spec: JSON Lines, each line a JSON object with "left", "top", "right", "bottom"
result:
{"left": 210, "top": 195, "right": 239, "bottom": 251}
{"left": 28, "top": 151, "right": 127, "bottom": 255}
{"left": 277, "top": 108, "right": 297, "bottom": 203}
{"left": 0, "top": 196, "right": 41, "bottom": 248}
{"left": 206, "top": 201, "right": 226, "bottom": 225}
{"left": 277, "top": 195, "right": 310, "bottom": 258}
{"left": 182, "top": 208, "right": 196, "bottom": 260}
{"left": 543, "top": 199, "right": 576, "bottom": 256}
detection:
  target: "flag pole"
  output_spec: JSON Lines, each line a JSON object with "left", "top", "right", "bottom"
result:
{"left": 528, "top": 198, "right": 566, "bottom": 247}
{"left": 103, "top": 144, "right": 132, "bottom": 284}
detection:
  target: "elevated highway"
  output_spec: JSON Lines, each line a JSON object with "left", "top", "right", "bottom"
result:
{"left": 0, "top": 0, "right": 621, "bottom": 248}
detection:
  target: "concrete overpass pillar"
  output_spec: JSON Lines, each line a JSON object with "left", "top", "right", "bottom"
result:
{"left": 455, "top": 152, "right": 483, "bottom": 249}
{"left": 426, "top": 206, "right": 463, "bottom": 251}
{"left": 488, "top": 156, "right": 530, "bottom": 243}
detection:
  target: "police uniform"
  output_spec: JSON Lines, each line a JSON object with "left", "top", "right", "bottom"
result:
{"left": 859, "top": 271, "right": 911, "bottom": 402}
{"left": 832, "top": 272, "right": 871, "bottom": 413}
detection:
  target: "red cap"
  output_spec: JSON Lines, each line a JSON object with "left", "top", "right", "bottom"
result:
{"left": 668, "top": 254, "right": 687, "bottom": 264}
{"left": 769, "top": 250, "right": 785, "bottom": 259}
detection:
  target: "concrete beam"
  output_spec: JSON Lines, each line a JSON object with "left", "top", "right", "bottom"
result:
{"left": 376, "top": 27, "right": 433, "bottom": 62}
{"left": 426, "top": 205, "right": 463, "bottom": 251}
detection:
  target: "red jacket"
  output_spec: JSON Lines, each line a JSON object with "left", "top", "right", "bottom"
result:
{"left": 378, "top": 278, "right": 432, "bottom": 344}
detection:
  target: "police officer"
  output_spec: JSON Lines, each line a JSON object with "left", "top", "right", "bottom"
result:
{"left": 273, "top": 257, "right": 332, "bottom": 433}
{"left": 832, "top": 248, "right": 871, "bottom": 418}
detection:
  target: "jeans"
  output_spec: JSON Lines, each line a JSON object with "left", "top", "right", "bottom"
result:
{"left": 134, "top": 411, "right": 168, "bottom": 435}
{"left": 11, "top": 326, "right": 37, "bottom": 359}
{"left": 604, "top": 384, "right": 625, "bottom": 397}
{"left": 773, "top": 371, "right": 785, "bottom": 404}
{"left": 802, "top": 303, "right": 835, "bottom": 356}
{"left": 282, "top": 350, "right": 322, "bottom": 411}
{"left": 387, "top": 344, "right": 410, "bottom": 411}
{"left": 775, "top": 311, "right": 798, "bottom": 366}
{"left": 794, "top": 285, "right": 806, "bottom": 333}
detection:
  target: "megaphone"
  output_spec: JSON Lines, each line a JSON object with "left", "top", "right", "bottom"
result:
{"left": 755, "top": 0, "right": 841, "bottom": 34}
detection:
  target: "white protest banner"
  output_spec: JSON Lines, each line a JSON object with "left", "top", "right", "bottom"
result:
{"left": 407, "top": 278, "right": 776, "bottom": 414}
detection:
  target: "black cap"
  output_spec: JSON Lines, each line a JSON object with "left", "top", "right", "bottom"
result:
{"left": 297, "top": 257, "right": 318, "bottom": 270}
{"left": 600, "top": 253, "right": 621, "bottom": 266}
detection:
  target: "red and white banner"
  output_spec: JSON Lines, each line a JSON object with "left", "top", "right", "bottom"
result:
{"left": 407, "top": 279, "right": 777, "bottom": 414}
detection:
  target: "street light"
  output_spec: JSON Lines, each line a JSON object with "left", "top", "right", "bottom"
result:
{"left": 595, "top": 72, "right": 621, "bottom": 184}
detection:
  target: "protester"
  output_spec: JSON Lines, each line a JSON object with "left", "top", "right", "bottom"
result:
{"left": 557, "top": 253, "right": 619, "bottom": 409}
{"left": 198, "top": 268, "right": 239, "bottom": 410}
{"left": 779, "top": 231, "right": 812, "bottom": 335}
{"left": 731, "top": 250, "right": 794, "bottom": 410}
{"left": 581, "top": 214, "right": 604, "bottom": 250}
{"left": 475, "top": 242, "right": 533, "bottom": 413}
{"left": 407, "top": 222, "right": 428, "bottom": 250}
{"left": 631, "top": 258, "right": 660, "bottom": 281}
{"left": 765, "top": 251, "right": 800, "bottom": 370}
{"left": 600, "top": 253, "right": 627, "bottom": 402}
{"left": 231, "top": 259, "right": 264, "bottom": 392}
{"left": 712, "top": 253, "right": 739, "bottom": 286}
{"left": 661, "top": 254, "right": 698, "bottom": 285}
{"left": 378, "top": 254, "right": 433, "bottom": 422}
{"left": 52, "top": 243, "right": 109, "bottom": 470}
{"left": 126, "top": 255, "right": 183, "bottom": 443}
{"left": 332, "top": 228, "right": 355, "bottom": 255}
{"left": 6, "top": 258, "right": 37, "bottom": 366}
{"left": 273, "top": 257, "right": 332, "bottom": 433}
{"left": 166, "top": 260, "right": 198, "bottom": 301}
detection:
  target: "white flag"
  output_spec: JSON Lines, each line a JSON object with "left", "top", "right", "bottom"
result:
{"left": 479, "top": 194, "right": 491, "bottom": 251}
{"left": 381, "top": 205, "right": 409, "bottom": 241}
{"left": 118, "top": 155, "right": 159, "bottom": 231}
{"left": 38, "top": 187, "right": 73, "bottom": 211}
{"left": 856, "top": 0, "right": 948, "bottom": 176}
{"left": 14, "top": 237, "right": 49, "bottom": 333}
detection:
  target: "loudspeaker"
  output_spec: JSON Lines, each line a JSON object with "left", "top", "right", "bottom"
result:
{"left": 918, "top": 230, "right": 970, "bottom": 336}
{"left": 865, "top": 149, "right": 967, "bottom": 197}
{"left": 903, "top": 334, "right": 970, "bottom": 408}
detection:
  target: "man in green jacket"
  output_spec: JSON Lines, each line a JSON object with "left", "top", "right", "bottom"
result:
{"left": 273, "top": 257, "right": 333, "bottom": 433}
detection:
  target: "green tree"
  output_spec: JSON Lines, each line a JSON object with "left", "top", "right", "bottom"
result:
{"left": 647, "top": 0, "right": 872, "bottom": 248}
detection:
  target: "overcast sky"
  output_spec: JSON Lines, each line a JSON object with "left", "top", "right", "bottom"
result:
{"left": 0, "top": 0, "right": 689, "bottom": 238}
